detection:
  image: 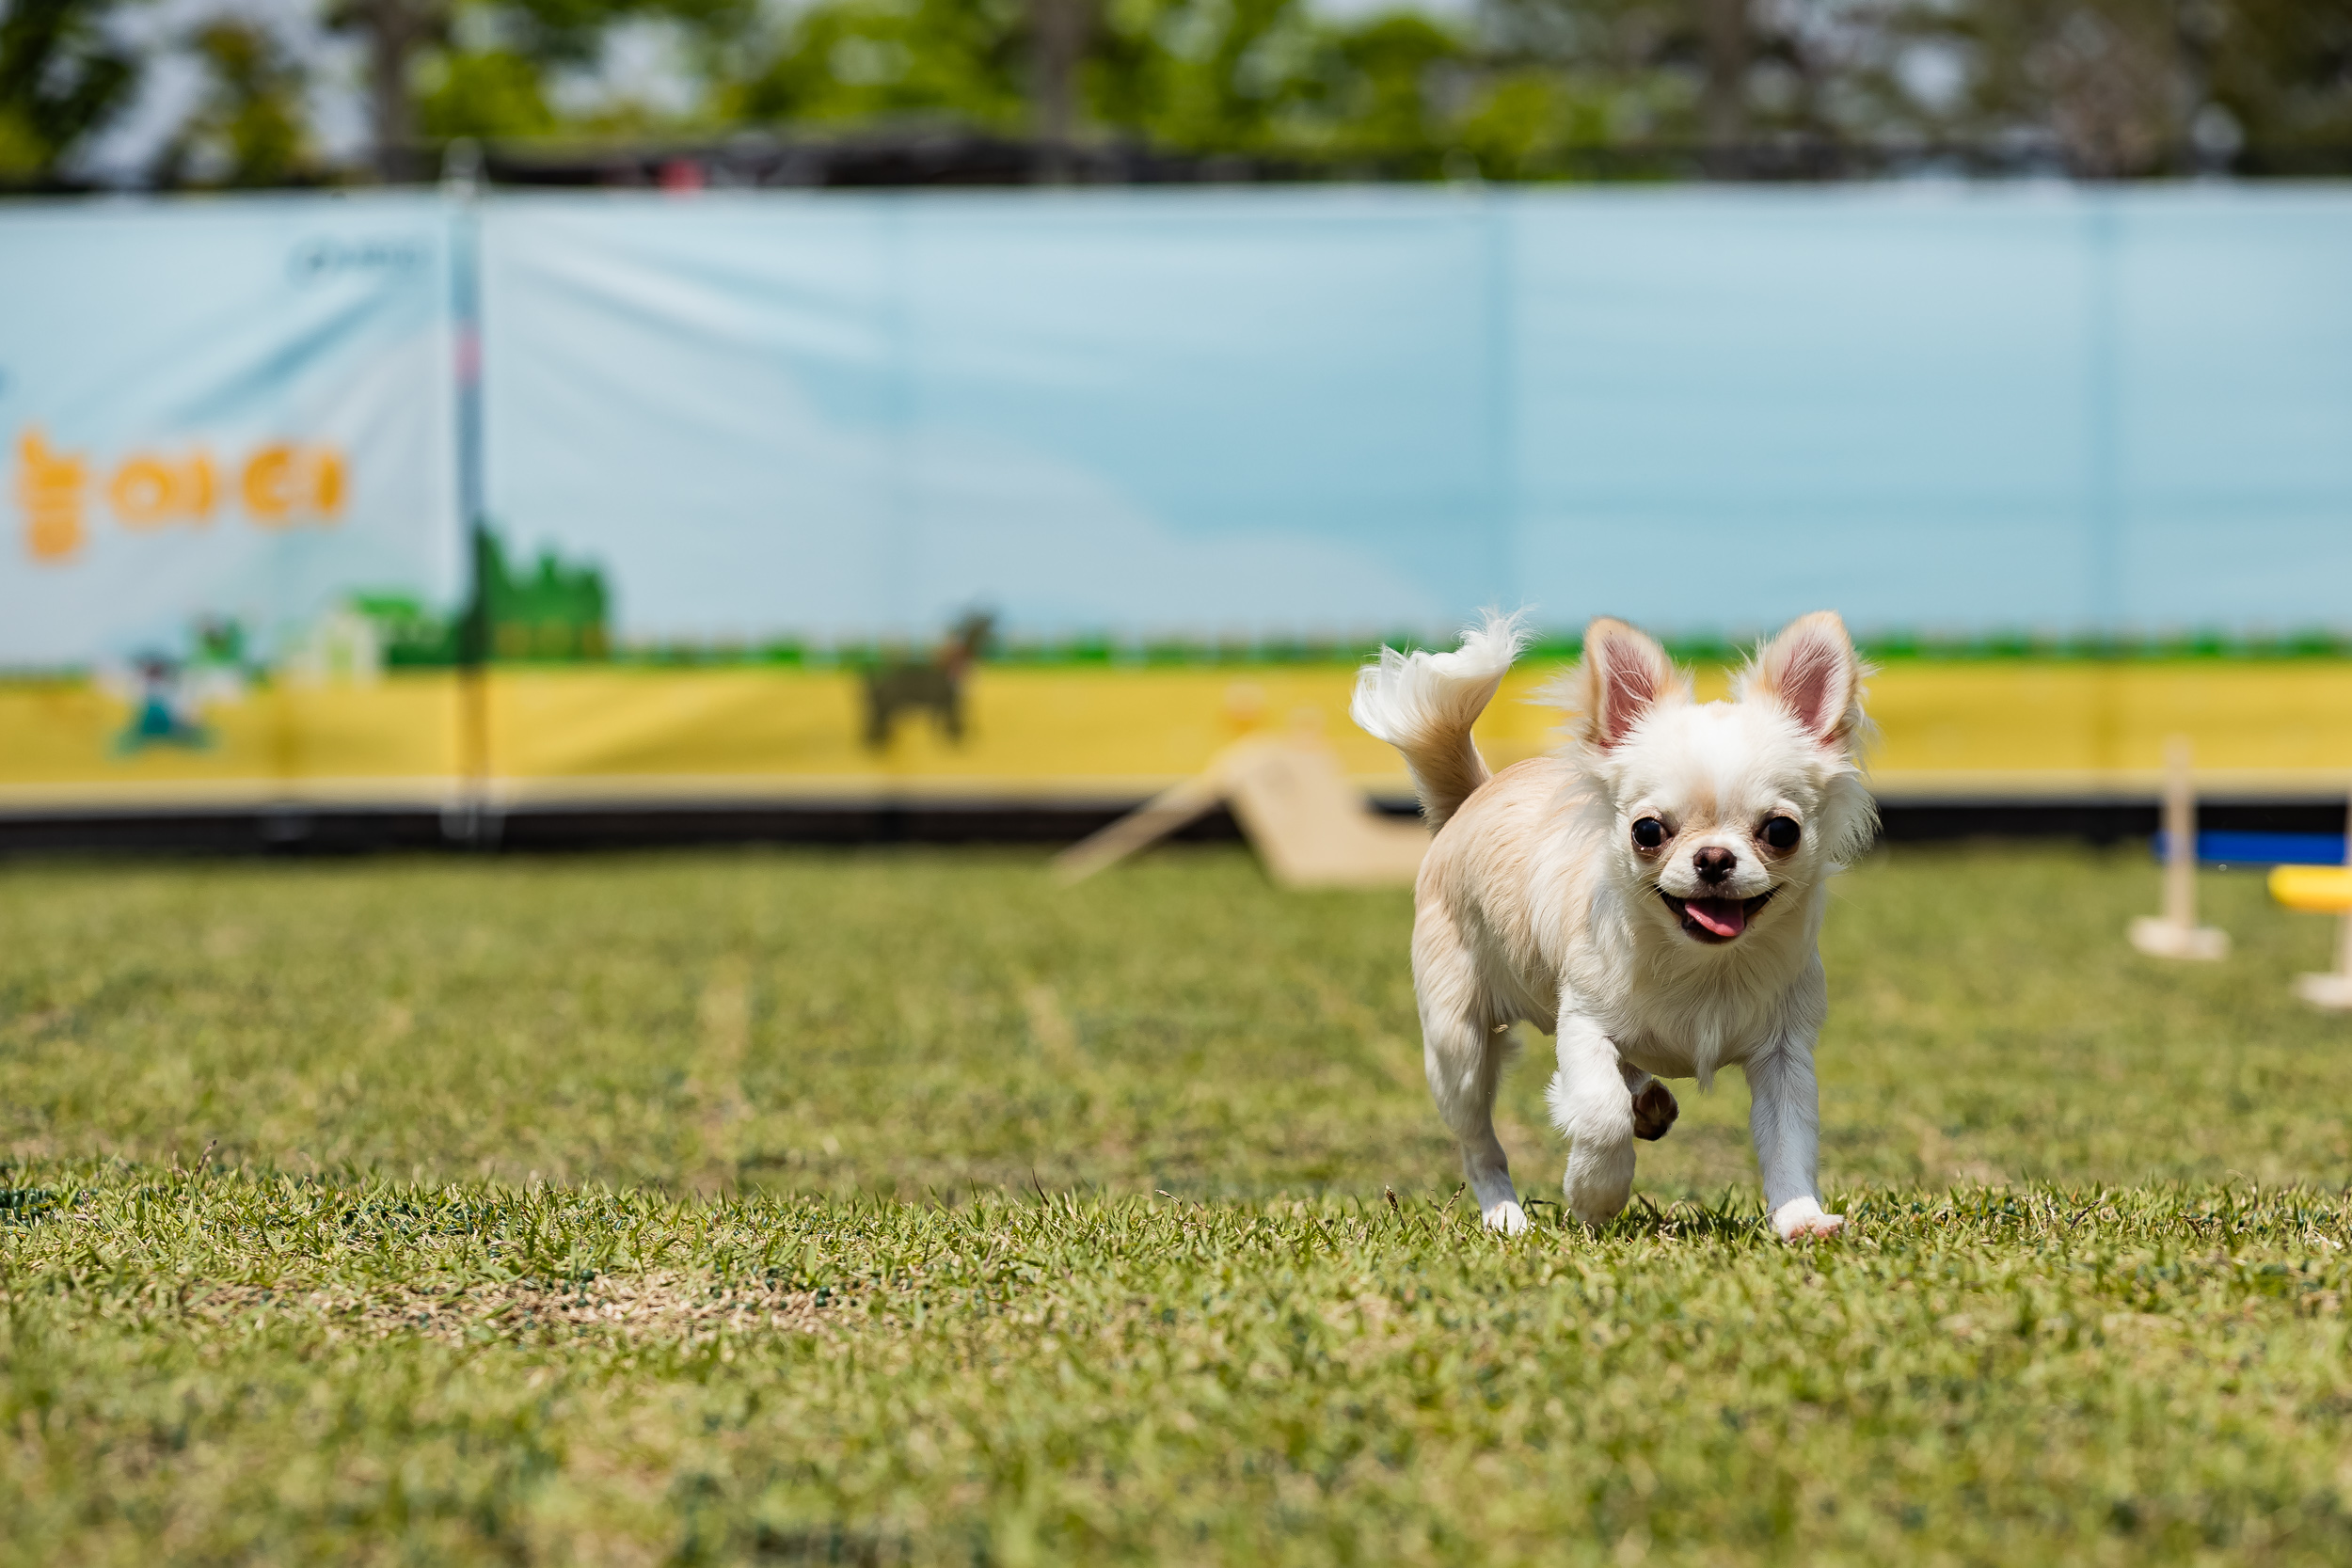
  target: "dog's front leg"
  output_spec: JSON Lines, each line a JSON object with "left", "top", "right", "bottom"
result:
{"left": 1621, "top": 1061, "right": 1678, "bottom": 1141}
{"left": 1746, "top": 1037, "right": 1842, "bottom": 1241}
{"left": 1548, "top": 1012, "right": 1637, "bottom": 1230}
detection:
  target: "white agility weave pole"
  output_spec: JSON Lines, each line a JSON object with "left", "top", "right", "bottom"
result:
{"left": 2128, "top": 735, "right": 2229, "bottom": 960}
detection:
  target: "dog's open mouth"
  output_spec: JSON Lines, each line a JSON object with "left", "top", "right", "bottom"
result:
{"left": 1659, "top": 889, "right": 1777, "bottom": 942}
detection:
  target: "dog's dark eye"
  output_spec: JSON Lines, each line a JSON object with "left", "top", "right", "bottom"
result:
{"left": 1631, "top": 817, "right": 1667, "bottom": 849}
{"left": 1761, "top": 816, "right": 1801, "bottom": 850}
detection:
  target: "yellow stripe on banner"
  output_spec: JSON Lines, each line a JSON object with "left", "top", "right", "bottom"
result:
{"left": 485, "top": 666, "right": 1437, "bottom": 794}
{"left": 4, "top": 660, "right": 2352, "bottom": 807}
{"left": 474, "top": 660, "right": 2352, "bottom": 801}
{"left": 0, "top": 673, "right": 464, "bottom": 808}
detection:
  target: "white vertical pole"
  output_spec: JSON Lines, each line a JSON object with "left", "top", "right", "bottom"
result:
{"left": 2162, "top": 735, "right": 2195, "bottom": 930}
{"left": 2130, "top": 733, "right": 2226, "bottom": 959}
{"left": 2336, "top": 784, "right": 2352, "bottom": 981}
{"left": 2294, "top": 784, "right": 2352, "bottom": 1006}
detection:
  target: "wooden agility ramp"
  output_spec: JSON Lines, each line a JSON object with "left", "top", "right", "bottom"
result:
{"left": 1054, "top": 735, "right": 1428, "bottom": 890}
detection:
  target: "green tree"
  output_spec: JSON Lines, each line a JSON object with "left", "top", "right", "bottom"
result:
{"left": 416, "top": 40, "right": 558, "bottom": 141}
{"left": 718, "top": 0, "right": 1476, "bottom": 173}
{"left": 333, "top": 0, "right": 752, "bottom": 176}
{"left": 1088, "top": 0, "right": 1327, "bottom": 153}
{"left": 159, "top": 20, "right": 311, "bottom": 185}
{"left": 306, "top": 0, "right": 2352, "bottom": 180}
{"left": 1471, "top": 0, "right": 1707, "bottom": 155}
{"left": 1881, "top": 0, "right": 2194, "bottom": 176}
{"left": 0, "top": 0, "right": 138, "bottom": 179}
{"left": 1304, "top": 12, "right": 1473, "bottom": 171}
{"left": 2205, "top": 0, "right": 2352, "bottom": 162}
{"left": 1465, "top": 0, "right": 1953, "bottom": 175}
{"left": 728, "top": 0, "right": 1030, "bottom": 130}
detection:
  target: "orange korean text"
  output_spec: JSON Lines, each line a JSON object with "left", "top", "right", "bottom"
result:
{"left": 15, "top": 428, "right": 348, "bottom": 564}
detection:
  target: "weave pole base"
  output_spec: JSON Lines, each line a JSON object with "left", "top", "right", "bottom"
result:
{"left": 2127, "top": 916, "right": 2231, "bottom": 961}
{"left": 2294, "top": 972, "right": 2352, "bottom": 1010}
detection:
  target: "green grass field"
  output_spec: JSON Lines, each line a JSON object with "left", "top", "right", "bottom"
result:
{"left": 4, "top": 845, "right": 2352, "bottom": 1565}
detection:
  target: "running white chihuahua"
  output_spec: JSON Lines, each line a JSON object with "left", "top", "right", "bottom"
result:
{"left": 1351, "top": 610, "right": 1874, "bottom": 1243}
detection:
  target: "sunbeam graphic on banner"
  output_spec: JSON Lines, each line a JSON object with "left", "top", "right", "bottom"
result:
{"left": 0, "top": 197, "right": 463, "bottom": 801}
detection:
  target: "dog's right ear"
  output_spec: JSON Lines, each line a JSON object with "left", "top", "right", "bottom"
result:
{"left": 1570, "top": 617, "right": 1680, "bottom": 752}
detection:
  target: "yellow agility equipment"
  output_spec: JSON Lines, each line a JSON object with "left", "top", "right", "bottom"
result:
{"left": 2268, "top": 864, "right": 2352, "bottom": 914}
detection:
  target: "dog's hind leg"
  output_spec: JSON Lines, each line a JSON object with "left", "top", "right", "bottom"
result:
{"left": 1414, "top": 933, "right": 1526, "bottom": 1234}
{"left": 1427, "top": 1012, "right": 1525, "bottom": 1235}
{"left": 1747, "top": 1034, "right": 1842, "bottom": 1242}
{"left": 1549, "top": 1011, "right": 1638, "bottom": 1230}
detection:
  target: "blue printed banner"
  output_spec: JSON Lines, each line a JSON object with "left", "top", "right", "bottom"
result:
{"left": 7, "top": 186, "right": 2349, "bottom": 666}
{"left": 0, "top": 195, "right": 462, "bottom": 673}
{"left": 5, "top": 184, "right": 2352, "bottom": 806}
{"left": 482, "top": 185, "right": 2352, "bottom": 648}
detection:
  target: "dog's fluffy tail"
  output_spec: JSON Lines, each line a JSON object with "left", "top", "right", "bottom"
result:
{"left": 1350, "top": 610, "right": 1532, "bottom": 831}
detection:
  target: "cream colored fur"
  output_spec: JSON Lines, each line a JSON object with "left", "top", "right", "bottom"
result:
{"left": 1348, "top": 610, "right": 1532, "bottom": 831}
{"left": 1355, "top": 610, "right": 1876, "bottom": 1243}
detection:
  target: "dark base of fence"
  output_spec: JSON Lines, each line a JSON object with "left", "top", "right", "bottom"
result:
{"left": 0, "top": 799, "right": 1252, "bottom": 857}
{"left": 1867, "top": 796, "right": 2348, "bottom": 844}
{"left": 0, "top": 793, "right": 2345, "bottom": 858}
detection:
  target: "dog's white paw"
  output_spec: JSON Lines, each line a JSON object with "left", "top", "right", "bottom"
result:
{"left": 1772, "top": 1196, "right": 1845, "bottom": 1242}
{"left": 1563, "top": 1147, "right": 1636, "bottom": 1233}
{"left": 1483, "top": 1199, "right": 1530, "bottom": 1236}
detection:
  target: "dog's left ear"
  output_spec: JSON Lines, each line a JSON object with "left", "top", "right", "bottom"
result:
{"left": 1742, "top": 611, "right": 1866, "bottom": 752}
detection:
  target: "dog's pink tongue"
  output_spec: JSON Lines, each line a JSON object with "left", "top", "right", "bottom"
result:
{"left": 1685, "top": 897, "right": 1747, "bottom": 938}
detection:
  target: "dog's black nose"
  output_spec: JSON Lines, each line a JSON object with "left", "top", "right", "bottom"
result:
{"left": 1693, "top": 846, "right": 1736, "bottom": 883}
